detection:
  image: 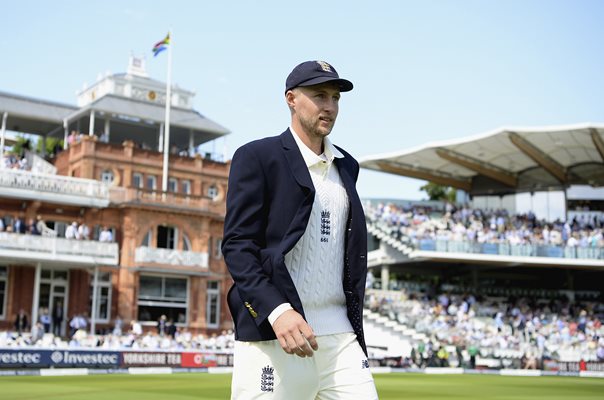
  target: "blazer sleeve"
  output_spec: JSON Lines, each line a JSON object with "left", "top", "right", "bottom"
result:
{"left": 222, "top": 145, "right": 289, "bottom": 326}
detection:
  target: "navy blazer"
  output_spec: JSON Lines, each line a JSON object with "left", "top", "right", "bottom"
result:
{"left": 222, "top": 129, "right": 368, "bottom": 355}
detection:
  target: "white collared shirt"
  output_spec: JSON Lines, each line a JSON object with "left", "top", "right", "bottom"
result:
{"left": 289, "top": 126, "right": 344, "bottom": 179}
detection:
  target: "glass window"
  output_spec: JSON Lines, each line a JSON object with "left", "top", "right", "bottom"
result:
{"left": 138, "top": 275, "right": 188, "bottom": 324}
{"left": 132, "top": 173, "right": 143, "bottom": 189}
{"left": 181, "top": 180, "right": 191, "bottom": 195}
{"left": 101, "top": 170, "right": 114, "bottom": 184}
{"left": 208, "top": 185, "right": 218, "bottom": 200}
{"left": 89, "top": 272, "right": 112, "bottom": 323}
{"left": 147, "top": 175, "right": 157, "bottom": 191}
{"left": 157, "top": 226, "right": 177, "bottom": 249}
{"left": 183, "top": 233, "right": 191, "bottom": 252}
{"left": 206, "top": 280, "right": 220, "bottom": 328}
{"left": 0, "top": 266, "right": 7, "bottom": 319}
{"left": 168, "top": 178, "right": 178, "bottom": 193}
{"left": 214, "top": 237, "right": 222, "bottom": 259}
{"left": 164, "top": 278, "right": 187, "bottom": 300}
{"left": 142, "top": 229, "right": 152, "bottom": 247}
{"left": 139, "top": 275, "right": 162, "bottom": 298}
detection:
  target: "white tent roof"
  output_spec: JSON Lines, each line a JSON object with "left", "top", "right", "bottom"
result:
{"left": 360, "top": 123, "right": 604, "bottom": 195}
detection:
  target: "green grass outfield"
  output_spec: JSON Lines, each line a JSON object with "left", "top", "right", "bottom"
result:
{"left": 1, "top": 373, "right": 603, "bottom": 400}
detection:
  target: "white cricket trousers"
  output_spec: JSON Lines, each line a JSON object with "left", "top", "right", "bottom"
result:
{"left": 231, "top": 332, "right": 378, "bottom": 400}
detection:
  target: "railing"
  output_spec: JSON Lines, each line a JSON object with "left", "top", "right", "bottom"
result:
{"left": 135, "top": 246, "right": 209, "bottom": 268}
{"left": 0, "top": 168, "right": 111, "bottom": 206}
{"left": 415, "top": 239, "right": 604, "bottom": 260}
{"left": 0, "top": 232, "right": 119, "bottom": 265}
{"left": 110, "top": 188, "right": 215, "bottom": 211}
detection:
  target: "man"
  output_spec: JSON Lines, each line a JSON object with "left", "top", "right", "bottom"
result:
{"left": 223, "top": 61, "right": 377, "bottom": 399}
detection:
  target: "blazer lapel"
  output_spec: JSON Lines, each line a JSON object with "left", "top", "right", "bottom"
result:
{"left": 280, "top": 129, "right": 314, "bottom": 193}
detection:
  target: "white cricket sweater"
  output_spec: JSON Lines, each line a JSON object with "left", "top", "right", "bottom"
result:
{"left": 279, "top": 130, "right": 354, "bottom": 336}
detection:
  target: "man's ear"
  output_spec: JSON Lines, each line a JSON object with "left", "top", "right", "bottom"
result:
{"left": 285, "top": 89, "right": 296, "bottom": 109}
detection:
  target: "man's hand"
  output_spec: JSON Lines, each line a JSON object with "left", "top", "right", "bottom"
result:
{"left": 272, "top": 310, "right": 319, "bottom": 357}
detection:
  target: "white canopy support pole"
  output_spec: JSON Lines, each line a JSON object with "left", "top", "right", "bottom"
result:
{"left": 0, "top": 112, "right": 7, "bottom": 154}
{"left": 90, "top": 266, "right": 99, "bottom": 335}
{"left": 63, "top": 119, "right": 69, "bottom": 149}
{"left": 31, "top": 263, "right": 42, "bottom": 332}
{"left": 158, "top": 123, "right": 164, "bottom": 152}
{"left": 104, "top": 118, "right": 110, "bottom": 142}
{"left": 89, "top": 110, "right": 95, "bottom": 137}
{"left": 188, "top": 130, "right": 194, "bottom": 156}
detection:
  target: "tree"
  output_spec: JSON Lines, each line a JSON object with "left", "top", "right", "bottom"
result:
{"left": 420, "top": 182, "right": 457, "bottom": 202}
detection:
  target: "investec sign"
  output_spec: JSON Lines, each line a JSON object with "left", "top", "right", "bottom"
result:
{"left": 49, "top": 350, "right": 119, "bottom": 367}
{"left": 0, "top": 350, "right": 119, "bottom": 367}
{"left": 0, "top": 350, "right": 43, "bottom": 366}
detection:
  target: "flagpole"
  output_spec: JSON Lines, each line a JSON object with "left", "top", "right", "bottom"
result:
{"left": 161, "top": 30, "right": 172, "bottom": 194}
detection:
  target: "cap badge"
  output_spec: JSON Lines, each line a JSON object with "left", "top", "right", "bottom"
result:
{"left": 316, "top": 61, "right": 333, "bottom": 72}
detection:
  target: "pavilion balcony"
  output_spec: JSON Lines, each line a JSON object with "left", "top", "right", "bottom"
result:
{"left": 134, "top": 246, "right": 209, "bottom": 268}
{"left": 0, "top": 168, "right": 111, "bottom": 208}
{"left": 110, "top": 187, "right": 223, "bottom": 214}
{"left": 0, "top": 232, "right": 119, "bottom": 267}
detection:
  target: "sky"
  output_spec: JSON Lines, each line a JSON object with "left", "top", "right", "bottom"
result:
{"left": 2, "top": 0, "right": 604, "bottom": 200}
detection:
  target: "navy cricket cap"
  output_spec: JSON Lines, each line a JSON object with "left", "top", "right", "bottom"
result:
{"left": 285, "top": 60, "right": 353, "bottom": 93}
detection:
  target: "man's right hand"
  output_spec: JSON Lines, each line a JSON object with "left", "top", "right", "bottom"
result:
{"left": 272, "top": 310, "right": 319, "bottom": 358}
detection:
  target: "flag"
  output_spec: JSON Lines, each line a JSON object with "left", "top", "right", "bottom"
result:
{"left": 152, "top": 33, "right": 170, "bottom": 57}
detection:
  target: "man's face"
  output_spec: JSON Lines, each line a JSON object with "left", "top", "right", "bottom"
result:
{"left": 289, "top": 82, "right": 340, "bottom": 139}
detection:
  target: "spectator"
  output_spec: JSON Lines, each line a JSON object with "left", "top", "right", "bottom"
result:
{"left": 69, "top": 313, "right": 87, "bottom": 337}
{"left": 13, "top": 215, "right": 26, "bottom": 234}
{"left": 78, "top": 221, "right": 90, "bottom": 240}
{"left": 39, "top": 307, "right": 51, "bottom": 333}
{"left": 52, "top": 300, "right": 64, "bottom": 336}
{"left": 65, "top": 221, "right": 80, "bottom": 240}
{"left": 27, "top": 218, "right": 40, "bottom": 235}
{"left": 35, "top": 215, "right": 50, "bottom": 236}
{"left": 130, "top": 319, "right": 143, "bottom": 336}
{"left": 99, "top": 226, "right": 113, "bottom": 242}
{"left": 157, "top": 315, "right": 168, "bottom": 336}
{"left": 112, "top": 316, "right": 123, "bottom": 336}
{"left": 14, "top": 309, "right": 29, "bottom": 335}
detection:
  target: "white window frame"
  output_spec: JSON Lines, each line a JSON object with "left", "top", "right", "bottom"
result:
{"left": 183, "top": 233, "right": 192, "bottom": 252}
{"left": 181, "top": 180, "right": 191, "bottom": 195}
{"left": 214, "top": 237, "right": 223, "bottom": 259}
{"left": 168, "top": 177, "right": 178, "bottom": 193}
{"left": 147, "top": 175, "right": 157, "bottom": 191}
{"left": 208, "top": 185, "right": 218, "bottom": 200}
{"left": 90, "top": 272, "right": 112, "bottom": 323}
{"left": 206, "top": 280, "right": 220, "bottom": 328}
{"left": 132, "top": 172, "right": 144, "bottom": 189}
{"left": 101, "top": 170, "right": 114, "bottom": 184}
{"left": 137, "top": 274, "right": 189, "bottom": 325}
{"left": 0, "top": 266, "right": 7, "bottom": 320}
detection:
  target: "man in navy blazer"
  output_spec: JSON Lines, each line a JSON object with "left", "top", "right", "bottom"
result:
{"left": 223, "top": 61, "right": 377, "bottom": 399}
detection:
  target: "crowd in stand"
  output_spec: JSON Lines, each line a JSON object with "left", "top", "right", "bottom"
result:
{"left": 366, "top": 288, "right": 604, "bottom": 368}
{"left": 0, "top": 215, "right": 113, "bottom": 242}
{"left": 1, "top": 311, "right": 235, "bottom": 352}
{"left": 1, "top": 152, "right": 29, "bottom": 170}
{"left": 366, "top": 202, "right": 604, "bottom": 250}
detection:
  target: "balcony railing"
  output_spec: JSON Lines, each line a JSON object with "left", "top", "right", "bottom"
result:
{"left": 0, "top": 168, "right": 111, "bottom": 207}
{"left": 0, "top": 232, "right": 119, "bottom": 265}
{"left": 415, "top": 239, "right": 604, "bottom": 260}
{"left": 111, "top": 187, "right": 223, "bottom": 214}
{"left": 135, "top": 246, "right": 209, "bottom": 268}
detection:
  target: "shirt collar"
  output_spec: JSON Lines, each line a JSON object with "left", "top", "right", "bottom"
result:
{"left": 290, "top": 127, "right": 344, "bottom": 168}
